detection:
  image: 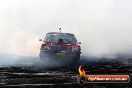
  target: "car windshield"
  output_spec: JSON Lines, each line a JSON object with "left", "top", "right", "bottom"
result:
{"left": 44, "top": 33, "right": 77, "bottom": 43}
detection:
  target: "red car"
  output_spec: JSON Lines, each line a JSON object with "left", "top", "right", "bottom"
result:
{"left": 39, "top": 32, "right": 81, "bottom": 65}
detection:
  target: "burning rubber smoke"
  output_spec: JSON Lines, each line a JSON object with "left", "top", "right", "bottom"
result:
{"left": 0, "top": 0, "right": 132, "bottom": 61}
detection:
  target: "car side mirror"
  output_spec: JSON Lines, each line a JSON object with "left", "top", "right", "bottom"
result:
{"left": 78, "top": 42, "right": 81, "bottom": 44}
{"left": 39, "top": 39, "right": 42, "bottom": 41}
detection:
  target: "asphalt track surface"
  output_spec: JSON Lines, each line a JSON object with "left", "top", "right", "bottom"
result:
{"left": 0, "top": 57, "right": 132, "bottom": 88}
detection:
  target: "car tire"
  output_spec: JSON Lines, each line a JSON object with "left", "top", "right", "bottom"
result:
{"left": 39, "top": 51, "right": 48, "bottom": 64}
{"left": 73, "top": 53, "right": 80, "bottom": 65}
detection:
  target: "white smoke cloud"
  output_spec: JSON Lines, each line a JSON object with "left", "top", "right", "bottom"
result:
{"left": 0, "top": 0, "right": 132, "bottom": 58}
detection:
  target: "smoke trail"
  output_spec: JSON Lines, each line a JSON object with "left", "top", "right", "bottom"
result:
{"left": 0, "top": 0, "right": 132, "bottom": 59}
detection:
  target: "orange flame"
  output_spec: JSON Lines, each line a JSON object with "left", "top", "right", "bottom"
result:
{"left": 78, "top": 65, "right": 86, "bottom": 76}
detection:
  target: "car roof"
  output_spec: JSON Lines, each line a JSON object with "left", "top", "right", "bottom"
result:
{"left": 47, "top": 32, "right": 74, "bottom": 35}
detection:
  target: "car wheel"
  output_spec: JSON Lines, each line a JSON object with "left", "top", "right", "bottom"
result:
{"left": 73, "top": 54, "right": 80, "bottom": 65}
{"left": 39, "top": 51, "right": 48, "bottom": 64}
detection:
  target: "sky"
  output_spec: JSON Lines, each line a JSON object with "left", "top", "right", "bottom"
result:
{"left": 0, "top": 0, "right": 132, "bottom": 58}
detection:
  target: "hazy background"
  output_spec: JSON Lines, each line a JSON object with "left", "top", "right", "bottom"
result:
{"left": 0, "top": 0, "right": 132, "bottom": 58}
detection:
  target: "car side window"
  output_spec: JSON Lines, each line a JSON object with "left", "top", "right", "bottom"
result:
{"left": 45, "top": 34, "right": 50, "bottom": 41}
